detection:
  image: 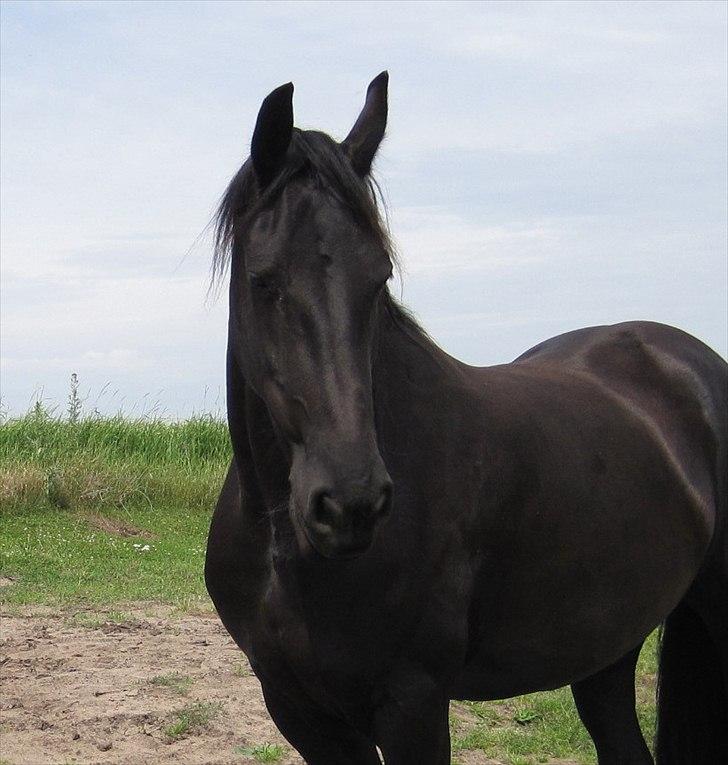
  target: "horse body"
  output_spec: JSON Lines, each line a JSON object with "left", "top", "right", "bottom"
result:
{"left": 205, "top": 74, "right": 727, "bottom": 763}
{"left": 452, "top": 322, "right": 722, "bottom": 698}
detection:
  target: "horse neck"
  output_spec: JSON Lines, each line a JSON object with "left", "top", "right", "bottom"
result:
{"left": 371, "top": 297, "right": 464, "bottom": 448}
{"left": 375, "top": 296, "right": 458, "bottom": 390}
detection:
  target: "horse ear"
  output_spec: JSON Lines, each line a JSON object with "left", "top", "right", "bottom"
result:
{"left": 251, "top": 82, "right": 294, "bottom": 187}
{"left": 342, "top": 71, "right": 388, "bottom": 176}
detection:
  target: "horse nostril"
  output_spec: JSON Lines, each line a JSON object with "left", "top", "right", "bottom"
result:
{"left": 374, "top": 482, "right": 393, "bottom": 518}
{"left": 310, "top": 490, "right": 343, "bottom": 529}
{"left": 309, "top": 479, "right": 392, "bottom": 533}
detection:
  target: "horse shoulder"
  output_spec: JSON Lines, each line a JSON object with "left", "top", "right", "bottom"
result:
{"left": 205, "top": 459, "right": 274, "bottom": 652}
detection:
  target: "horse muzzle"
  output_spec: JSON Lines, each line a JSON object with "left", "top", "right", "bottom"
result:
{"left": 293, "top": 460, "right": 393, "bottom": 559}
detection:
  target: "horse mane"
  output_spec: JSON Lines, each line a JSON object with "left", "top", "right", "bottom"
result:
{"left": 211, "top": 127, "right": 433, "bottom": 349}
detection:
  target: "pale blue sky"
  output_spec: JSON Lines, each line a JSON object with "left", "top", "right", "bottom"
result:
{"left": 2, "top": 0, "right": 726, "bottom": 417}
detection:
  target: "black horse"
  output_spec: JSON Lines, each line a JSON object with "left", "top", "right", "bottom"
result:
{"left": 205, "top": 73, "right": 727, "bottom": 764}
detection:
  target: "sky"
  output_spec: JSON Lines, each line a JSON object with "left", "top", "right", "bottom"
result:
{"left": 1, "top": 0, "right": 726, "bottom": 418}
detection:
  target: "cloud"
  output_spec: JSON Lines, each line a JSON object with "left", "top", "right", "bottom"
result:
{"left": 1, "top": 1, "right": 725, "bottom": 415}
{"left": 4, "top": 348, "right": 151, "bottom": 375}
{"left": 392, "top": 207, "right": 558, "bottom": 274}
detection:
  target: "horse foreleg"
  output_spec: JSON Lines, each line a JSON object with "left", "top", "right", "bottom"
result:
{"left": 571, "top": 643, "right": 653, "bottom": 765}
{"left": 373, "top": 671, "right": 450, "bottom": 765}
{"left": 260, "top": 681, "right": 381, "bottom": 765}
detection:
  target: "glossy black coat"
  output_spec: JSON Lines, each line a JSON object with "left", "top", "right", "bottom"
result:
{"left": 205, "top": 75, "right": 727, "bottom": 764}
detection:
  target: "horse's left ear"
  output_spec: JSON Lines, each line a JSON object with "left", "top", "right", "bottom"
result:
{"left": 251, "top": 82, "right": 294, "bottom": 187}
{"left": 342, "top": 71, "right": 388, "bottom": 176}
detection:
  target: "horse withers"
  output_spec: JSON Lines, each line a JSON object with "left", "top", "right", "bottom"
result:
{"left": 205, "top": 73, "right": 728, "bottom": 764}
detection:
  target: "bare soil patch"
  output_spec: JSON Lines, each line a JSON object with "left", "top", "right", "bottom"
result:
{"left": 0, "top": 604, "right": 570, "bottom": 764}
{"left": 0, "top": 604, "right": 298, "bottom": 765}
{"left": 82, "top": 514, "right": 150, "bottom": 539}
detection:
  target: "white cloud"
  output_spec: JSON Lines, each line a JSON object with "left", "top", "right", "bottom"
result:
{"left": 4, "top": 348, "right": 151, "bottom": 375}
{"left": 1, "top": 1, "right": 725, "bottom": 414}
{"left": 392, "top": 207, "right": 558, "bottom": 274}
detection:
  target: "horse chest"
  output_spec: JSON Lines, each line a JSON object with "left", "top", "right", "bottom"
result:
{"left": 255, "top": 553, "right": 460, "bottom": 706}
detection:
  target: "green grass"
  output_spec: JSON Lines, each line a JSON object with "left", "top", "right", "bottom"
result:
{"left": 68, "top": 609, "right": 138, "bottom": 629}
{"left": 233, "top": 660, "right": 253, "bottom": 678}
{"left": 0, "top": 406, "right": 230, "bottom": 466}
{"left": 0, "top": 408, "right": 229, "bottom": 608}
{"left": 0, "top": 407, "right": 659, "bottom": 764}
{"left": 450, "top": 631, "right": 658, "bottom": 764}
{"left": 164, "top": 700, "right": 223, "bottom": 739}
{"left": 235, "top": 743, "right": 287, "bottom": 762}
{"left": 1, "top": 499, "right": 215, "bottom": 607}
{"left": 149, "top": 673, "right": 194, "bottom": 695}
{"left": 0, "top": 407, "right": 229, "bottom": 511}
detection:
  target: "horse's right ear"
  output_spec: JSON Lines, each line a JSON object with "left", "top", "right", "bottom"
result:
{"left": 342, "top": 71, "right": 388, "bottom": 176}
{"left": 251, "top": 82, "right": 294, "bottom": 187}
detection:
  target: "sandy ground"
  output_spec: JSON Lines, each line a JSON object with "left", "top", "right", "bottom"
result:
{"left": 0, "top": 604, "right": 512, "bottom": 765}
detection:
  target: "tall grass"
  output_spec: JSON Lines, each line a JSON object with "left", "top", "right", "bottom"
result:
{"left": 0, "top": 404, "right": 231, "bottom": 512}
{"left": 0, "top": 402, "right": 232, "bottom": 607}
{"left": 0, "top": 407, "right": 230, "bottom": 465}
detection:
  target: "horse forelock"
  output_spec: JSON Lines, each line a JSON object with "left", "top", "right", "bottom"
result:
{"left": 211, "top": 128, "right": 433, "bottom": 354}
{"left": 211, "top": 129, "right": 396, "bottom": 288}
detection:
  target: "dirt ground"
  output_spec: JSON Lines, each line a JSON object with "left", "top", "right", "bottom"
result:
{"left": 0, "top": 604, "right": 507, "bottom": 765}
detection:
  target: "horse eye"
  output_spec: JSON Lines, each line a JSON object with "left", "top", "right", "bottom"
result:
{"left": 248, "top": 272, "right": 282, "bottom": 301}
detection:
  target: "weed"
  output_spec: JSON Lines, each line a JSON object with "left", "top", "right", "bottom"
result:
{"left": 68, "top": 612, "right": 107, "bottom": 630}
{"left": 46, "top": 467, "right": 69, "bottom": 509}
{"left": 149, "top": 673, "right": 193, "bottom": 694}
{"left": 69, "top": 610, "right": 136, "bottom": 629}
{"left": 513, "top": 707, "right": 540, "bottom": 725}
{"left": 164, "top": 701, "right": 222, "bottom": 739}
{"left": 233, "top": 660, "right": 252, "bottom": 678}
{"left": 31, "top": 399, "right": 50, "bottom": 422}
{"left": 67, "top": 373, "right": 82, "bottom": 424}
{"left": 235, "top": 743, "right": 287, "bottom": 762}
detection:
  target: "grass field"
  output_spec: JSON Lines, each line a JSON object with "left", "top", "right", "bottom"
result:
{"left": 0, "top": 408, "right": 658, "bottom": 765}
{"left": 1, "top": 407, "right": 228, "bottom": 608}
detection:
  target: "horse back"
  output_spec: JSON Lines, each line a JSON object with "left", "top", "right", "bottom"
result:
{"left": 514, "top": 320, "right": 727, "bottom": 512}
